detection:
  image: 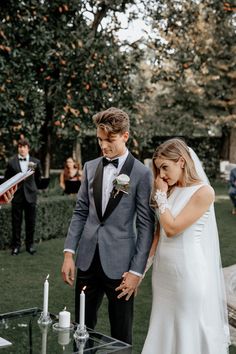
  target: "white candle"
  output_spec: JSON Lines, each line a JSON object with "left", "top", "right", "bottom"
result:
{"left": 79, "top": 287, "right": 86, "bottom": 326}
{"left": 43, "top": 274, "right": 49, "bottom": 316}
{"left": 59, "top": 307, "right": 71, "bottom": 328}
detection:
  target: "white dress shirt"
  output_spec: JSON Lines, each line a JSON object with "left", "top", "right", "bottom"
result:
{"left": 18, "top": 154, "right": 29, "bottom": 173}
{"left": 102, "top": 149, "right": 129, "bottom": 214}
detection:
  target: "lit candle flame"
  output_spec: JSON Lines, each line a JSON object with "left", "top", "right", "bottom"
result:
{"left": 82, "top": 286, "right": 86, "bottom": 291}
{"left": 46, "top": 274, "right": 49, "bottom": 280}
{"left": 63, "top": 306, "right": 66, "bottom": 311}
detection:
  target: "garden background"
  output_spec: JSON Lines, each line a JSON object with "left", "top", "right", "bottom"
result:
{"left": 0, "top": 1, "right": 236, "bottom": 353}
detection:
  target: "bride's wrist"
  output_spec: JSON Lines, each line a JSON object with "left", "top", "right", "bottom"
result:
{"left": 142, "top": 255, "right": 154, "bottom": 278}
{"left": 154, "top": 189, "right": 169, "bottom": 214}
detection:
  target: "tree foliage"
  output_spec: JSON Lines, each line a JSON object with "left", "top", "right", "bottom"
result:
{"left": 1, "top": 0, "right": 235, "bottom": 166}
{"left": 134, "top": 0, "right": 236, "bottom": 148}
{"left": 0, "top": 0, "right": 142, "bottom": 170}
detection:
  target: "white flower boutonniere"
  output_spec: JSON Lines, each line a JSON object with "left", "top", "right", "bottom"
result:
{"left": 112, "top": 174, "right": 130, "bottom": 198}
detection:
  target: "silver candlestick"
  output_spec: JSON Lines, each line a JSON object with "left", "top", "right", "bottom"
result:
{"left": 74, "top": 324, "right": 89, "bottom": 341}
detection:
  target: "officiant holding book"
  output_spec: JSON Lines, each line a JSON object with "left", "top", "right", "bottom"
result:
{"left": 4, "top": 138, "right": 42, "bottom": 255}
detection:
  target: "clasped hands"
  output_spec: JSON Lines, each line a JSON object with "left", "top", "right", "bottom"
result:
{"left": 61, "top": 254, "right": 142, "bottom": 300}
{"left": 115, "top": 272, "right": 142, "bottom": 301}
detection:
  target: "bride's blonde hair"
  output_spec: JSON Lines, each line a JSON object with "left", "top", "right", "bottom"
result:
{"left": 151, "top": 138, "right": 202, "bottom": 204}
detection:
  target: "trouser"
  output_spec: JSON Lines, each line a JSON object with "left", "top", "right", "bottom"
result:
{"left": 11, "top": 200, "right": 36, "bottom": 249}
{"left": 75, "top": 246, "right": 134, "bottom": 345}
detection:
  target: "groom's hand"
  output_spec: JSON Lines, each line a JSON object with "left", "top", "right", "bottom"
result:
{"left": 115, "top": 272, "right": 141, "bottom": 301}
{"left": 61, "top": 252, "right": 75, "bottom": 286}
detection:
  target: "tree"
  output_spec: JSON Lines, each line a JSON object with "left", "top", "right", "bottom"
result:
{"left": 135, "top": 0, "right": 236, "bottom": 160}
{"left": 0, "top": 0, "right": 142, "bottom": 173}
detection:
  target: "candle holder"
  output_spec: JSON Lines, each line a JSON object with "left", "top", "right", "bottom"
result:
{"left": 39, "top": 324, "right": 49, "bottom": 354}
{"left": 54, "top": 327, "right": 72, "bottom": 349}
{"left": 37, "top": 312, "right": 52, "bottom": 326}
{"left": 73, "top": 324, "right": 89, "bottom": 342}
{"left": 76, "top": 340, "right": 86, "bottom": 354}
{"left": 52, "top": 322, "right": 74, "bottom": 331}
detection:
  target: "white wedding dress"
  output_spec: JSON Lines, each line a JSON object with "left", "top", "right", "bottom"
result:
{"left": 142, "top": 185, "right": 229, "bottom": 354}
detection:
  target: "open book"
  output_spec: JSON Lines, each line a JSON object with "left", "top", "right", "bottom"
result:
{"left": 0, "top": 337, "right": 12, "bottom": 348}
{"left": 0, "top": 170, "right": 35, "bottom": 197}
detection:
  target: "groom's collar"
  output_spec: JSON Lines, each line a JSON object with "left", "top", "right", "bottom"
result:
{"left": 104, "top": 149, "right": 129, "bottom": 169}
{"left": 117, "top": 149, "right": 129, "bottom": 163}
{"left": 116, "top": 149, "right": 129, "bottom": 172}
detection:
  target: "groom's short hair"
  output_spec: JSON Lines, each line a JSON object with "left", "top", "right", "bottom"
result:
{"left": 92, "top": 107, "right": 130, "bottom": 134}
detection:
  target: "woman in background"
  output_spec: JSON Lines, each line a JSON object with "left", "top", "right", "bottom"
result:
{"left": 60, "top": 157, "right": 82, "bottom": 194}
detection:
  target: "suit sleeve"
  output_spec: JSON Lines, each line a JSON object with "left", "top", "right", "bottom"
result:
{"left": 64, "top": 163, "right": 89, "bottom": 252}
{"left": 4, "top": 161, "right": 15, "bottom": 180}
{"left": 129, "top": 167, "right": 155, "bottom": 274}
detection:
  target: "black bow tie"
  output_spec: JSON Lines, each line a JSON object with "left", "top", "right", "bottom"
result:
{"left": 19, "top": 158, "right": 27, "bottom": 161}
{"left": 102, "top": 157, "right": 119, "bottom": 168}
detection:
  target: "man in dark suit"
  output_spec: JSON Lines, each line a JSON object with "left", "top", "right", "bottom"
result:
{"left": 61, "top": 107, "right": 155, "bottom": 345}
{"left": 4, "top": 138, "right": 42, "bottom": 255}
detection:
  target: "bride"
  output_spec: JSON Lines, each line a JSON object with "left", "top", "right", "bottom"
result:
{"left": 142, "top": 138, "right": 230, "bottom": 354}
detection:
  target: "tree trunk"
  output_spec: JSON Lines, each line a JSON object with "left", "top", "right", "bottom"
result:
{"left": 39, "top": 123, "right": 52, "bottom": 178}
{"left": 229, "top": 128, "right": 236, "bottom": 163}
{"left": 39, "top": 87, "right": 53, "bottom": 177}
{"left": 44, "top": 133, "right": 51, "bottom": 178}
{"left": 220, "top": 127, "right": 230, "bottom": 160}
{"left": 73, "top": 138, "right": 82, "bottom": 168}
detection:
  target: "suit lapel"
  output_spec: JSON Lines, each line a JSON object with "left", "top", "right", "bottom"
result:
{"left": 15, "top": 157, "right": 22, "bottom": 172}
{"left": 93, "top": 159, "right": 103, "bottom": 222}
{"left": 102, "top": 153, "right": 135, "bottom": 222}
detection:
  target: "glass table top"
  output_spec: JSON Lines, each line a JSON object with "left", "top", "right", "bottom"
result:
{"left": 0, "top": 308, "right": 132, "bottom": 353}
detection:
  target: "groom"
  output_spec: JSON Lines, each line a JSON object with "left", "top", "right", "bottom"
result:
{"left": 61, "top": 107, "right": 154, "bottom": 344}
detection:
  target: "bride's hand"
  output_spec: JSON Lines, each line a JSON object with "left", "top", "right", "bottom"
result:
{"left": 155, "top": 176, "right": 168, "bottom": 192}
{"left": 123, "top": 271, "right": 143, "bottom": 295}
{"left": 116, "top": 272, "right": 141, "bottom": 300}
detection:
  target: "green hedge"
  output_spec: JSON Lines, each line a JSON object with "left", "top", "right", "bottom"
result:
{"left": 0, "top": 195, "right": 76, "bottom": 250}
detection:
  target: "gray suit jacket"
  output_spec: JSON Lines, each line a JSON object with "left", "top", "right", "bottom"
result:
{"left": 64, "top": 153, "right": 155, "bottom": 279}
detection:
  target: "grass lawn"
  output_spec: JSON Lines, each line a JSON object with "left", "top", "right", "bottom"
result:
{"left": 0, "top": 181, "right": 236, "bottom": 353}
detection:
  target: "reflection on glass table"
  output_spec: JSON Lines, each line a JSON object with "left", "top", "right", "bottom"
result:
{"left": 0, "top": 308, "right": 132, "bottom": 353}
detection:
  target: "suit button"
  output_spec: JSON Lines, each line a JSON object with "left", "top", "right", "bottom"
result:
{"left": 100, "top": 223, "right": 104, "bottom": 227}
